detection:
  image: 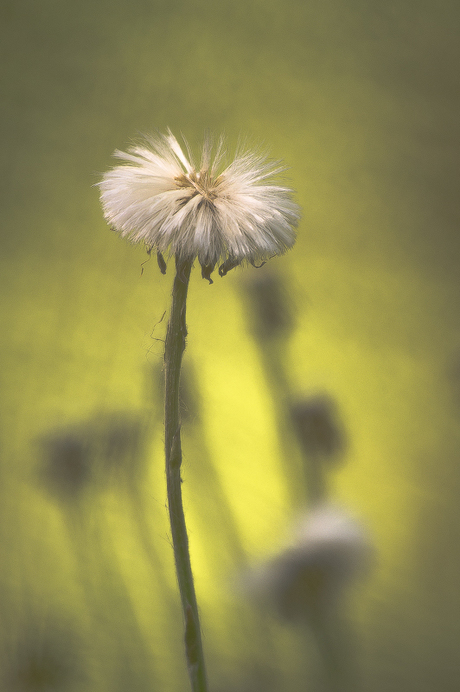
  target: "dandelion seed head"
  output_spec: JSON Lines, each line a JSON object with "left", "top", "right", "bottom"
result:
{"left": 98, "top": 130, "right": 300, "bottom": 276}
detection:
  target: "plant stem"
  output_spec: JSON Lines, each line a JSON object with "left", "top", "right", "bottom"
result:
{"left": 164, "top": 256, "right": 208, "bottom": 692}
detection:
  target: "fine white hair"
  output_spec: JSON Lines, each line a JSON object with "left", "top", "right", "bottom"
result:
{"left": 98, "top": 130, "right": 300, "bottom": 276}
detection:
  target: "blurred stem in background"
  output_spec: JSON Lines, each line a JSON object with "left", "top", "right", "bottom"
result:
{"left": 244, "top": 268, "right": 358, "bottom": 692}
{"left": 243, "top": 268, "right": 345, "bottom": 505}
{"left": 242, "top": 269, "right": 312, "bottom": 507}
{"left": 290, "top": 395, "right": 346, "bottom": 506}
{"left": 37, "top": 412, "right": 176, "bottom": 690}
{"left": 164, "top": 256, "right": 208, "bottom": 692}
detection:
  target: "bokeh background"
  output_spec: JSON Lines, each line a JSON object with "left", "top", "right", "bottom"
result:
{"left": 1, "top": 0, "right": 460, "bottom": 690}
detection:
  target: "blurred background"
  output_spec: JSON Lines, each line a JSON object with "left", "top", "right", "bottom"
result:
{"left": 1, "top": 0, "right": 460, "bottom": 690}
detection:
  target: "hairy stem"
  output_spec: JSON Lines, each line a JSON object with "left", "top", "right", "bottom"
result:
{"left": 164, "top": 256, "right": 208, "bottom": 692}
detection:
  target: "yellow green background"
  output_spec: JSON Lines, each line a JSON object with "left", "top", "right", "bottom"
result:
{"left": 1, "top": 0, "right": 459, "bottom": 690}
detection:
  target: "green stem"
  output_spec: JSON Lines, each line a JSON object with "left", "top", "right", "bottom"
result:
{"left": 164, "top": 256, "right": 208, "bottom": 692}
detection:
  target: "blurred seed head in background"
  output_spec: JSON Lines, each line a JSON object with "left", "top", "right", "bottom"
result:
{"left": 290, "top": 395, "right": 346, "bottom": 461}
{"left": 0, "top": 616, "right": 86, "bottom": 692}
{"left": 245, "top": 504, "right": 373, "bottom": 623}
{"left": 37, "top": 412, "right": 148, "bottom": 504}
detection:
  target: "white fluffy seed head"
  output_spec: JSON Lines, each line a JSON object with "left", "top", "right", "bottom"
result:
{"left": 98, "top": 130, "right": 300, "bottom": 275}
